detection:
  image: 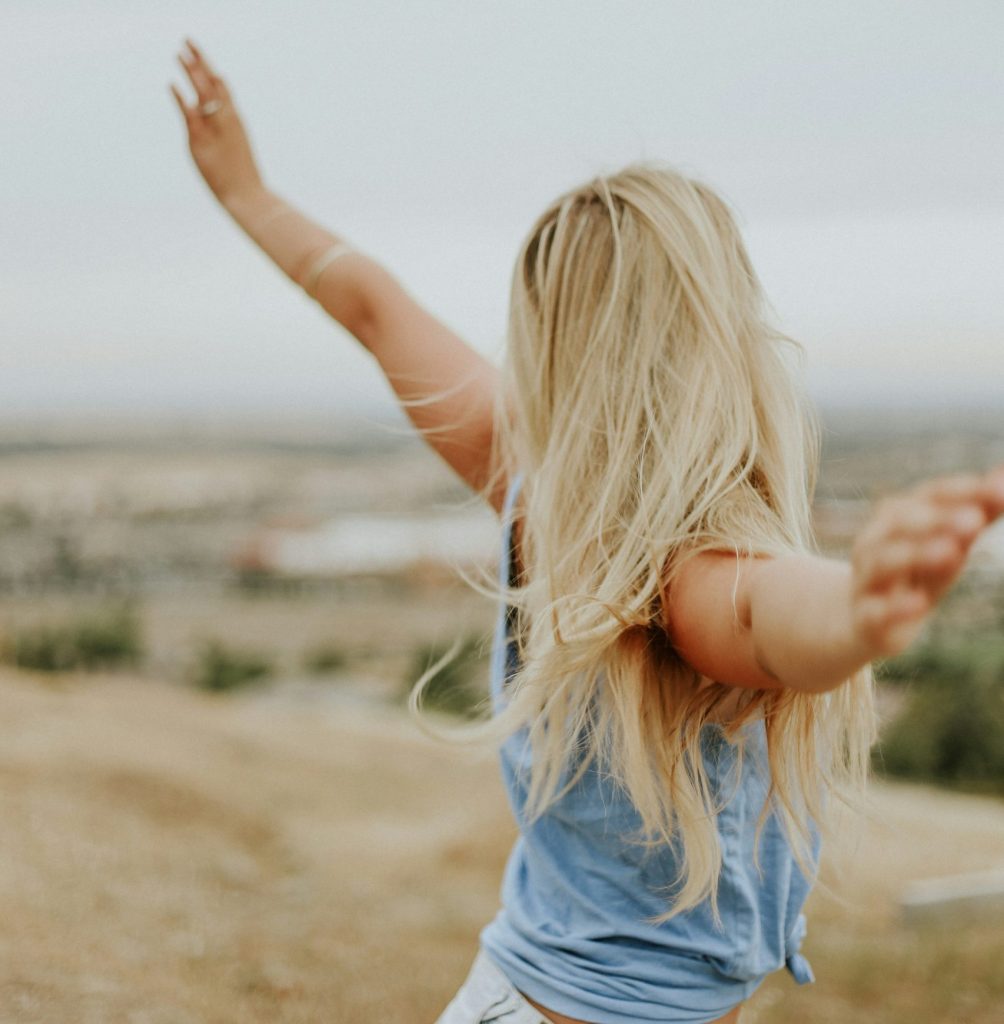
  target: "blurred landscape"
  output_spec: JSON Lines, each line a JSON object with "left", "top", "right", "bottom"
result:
{"left": 1, "top": 404, "right": 1003, "bottom": 1023}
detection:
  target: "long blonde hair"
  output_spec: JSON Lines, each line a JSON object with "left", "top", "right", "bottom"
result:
{"left": 409, "top": 161, "right": 877, "bottom": 922}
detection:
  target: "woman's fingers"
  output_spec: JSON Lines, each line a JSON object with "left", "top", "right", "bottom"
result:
{"left": 854, "top": 497, "right": 979, "bottom": 575}
{"left": 856, "top": 534, "right": 959, "bottom": 593}
{"left": 168, "top": 81, "right": 193, "bottom": 124}
{"left": 184, "top": 37, "right": 215, "bottom": 76}
{"left": 177, "top": 50, "right": 215, "bottom": 104}
{"left": 849, "top": 464, "right": 1004, "bottom": 657}
{"left": 988, "top": 463, "right": 1004, "bottom": 510}
{"left": 915, "top": 470, "right": 1004, "bottom": 520}
{"left": 185, "top": 37, "right": 227, "bottom": 94}
{"left": 852, "top": 489, "right": 993, "bottom": 597}
{"left": 870, "top": 497, "right": 984, "bottom": 542}
{"left": 182, "top": 38, "right": 232, "bottom": 105}
{"left": 852, "top": 583, "right": 930, "bottom": 657}
{"left": 855, "top": 538, "right": 964, "bottom": 604}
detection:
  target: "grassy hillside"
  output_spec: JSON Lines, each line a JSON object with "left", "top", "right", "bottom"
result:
{"left": 1, "top": 669, "right": 1002, "bottom": 1023}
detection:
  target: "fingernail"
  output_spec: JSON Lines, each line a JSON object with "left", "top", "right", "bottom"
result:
{"left": 954, "top": 507, "right": 983, "bottom": 531}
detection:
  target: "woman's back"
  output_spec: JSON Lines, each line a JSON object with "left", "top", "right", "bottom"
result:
{"left": 478, "top": 474, "right": 818, "bottom": 1024}
{"left": 170, "top": 58, "right": 1004, "bottom": 1022}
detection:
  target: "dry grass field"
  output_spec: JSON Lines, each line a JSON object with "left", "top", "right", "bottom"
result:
{"left": 1, "top": 667, "right": 1003, "bottom": 1024}
{"left": 1, "top": 414, "right": 1002, "bottom": 1022}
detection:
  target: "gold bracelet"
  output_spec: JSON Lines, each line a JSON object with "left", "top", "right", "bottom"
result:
{"left": 303, "top": 242, "right": 355, "bottom": 299}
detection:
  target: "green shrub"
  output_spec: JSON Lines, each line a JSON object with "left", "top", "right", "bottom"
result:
{"left": 874, "top": 638, "right": 1004, "bottom": 791}
{"left": 302, "top": 644, "right": 348, "bottom": 675}
{"left": 402, "top": 633, "right": 489, "bottom": 718}
{"left": 876, "top": 644, "right": 976, "bottom": 686}
{"left": 72, "top": 605, "right": 143, "bottom": 669}
{"left": 4, "top": 604, "right": 143, "bottom": 672}
{"left": 191, "top": 639, "right": 273, "bottom": 693}
{"left": 6, "top": 624, "right": 79, "bottom": 672}
{"left": 0, "top": 502, "right": 32, "bottom": 532}
{"left": 877, "top": 676, "right": 1004, "bottom": 787}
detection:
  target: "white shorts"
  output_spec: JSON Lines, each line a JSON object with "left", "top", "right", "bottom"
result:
{"left": 435, "top": 948, "right": 553, "bottom": 1023}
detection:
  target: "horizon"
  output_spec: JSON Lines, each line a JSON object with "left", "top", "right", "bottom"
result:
{"left": 0, "top": 393, "right": 1002, "bottom": 443}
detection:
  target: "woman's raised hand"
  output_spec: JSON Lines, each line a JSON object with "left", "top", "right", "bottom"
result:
{"left": 849, "top": 465, "right": 1004, "bottom": 659}
{"left": 169, "top": 38, "right": 265, "bottom": 204}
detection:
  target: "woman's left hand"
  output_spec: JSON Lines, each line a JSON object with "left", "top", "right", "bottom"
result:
{"left": 848, "top": 464, "right": 1004, "bottom": 659}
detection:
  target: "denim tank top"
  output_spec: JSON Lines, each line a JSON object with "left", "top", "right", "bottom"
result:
{"left": 479, "top": 473, "right": 819, "bottom": 1024}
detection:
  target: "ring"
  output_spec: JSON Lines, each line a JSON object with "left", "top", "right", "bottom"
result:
{"left": 198, "top": 99, "right": 224, "bottom": 117}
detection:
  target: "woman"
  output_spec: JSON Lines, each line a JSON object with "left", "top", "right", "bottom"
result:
{"left": 170, "top": 38, "right": 1004, "bottom": 1023}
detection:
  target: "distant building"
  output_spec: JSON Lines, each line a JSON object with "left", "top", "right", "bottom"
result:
{"left": 232, "top": 512, "right": 500, "bottom": 581}
{"left": 235, "top": 501, "right": 1004, "bottom": 583}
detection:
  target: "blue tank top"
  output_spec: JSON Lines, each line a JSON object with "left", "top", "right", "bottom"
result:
{"left": 479, "top": 473, "right": 819, "bottom": 1024}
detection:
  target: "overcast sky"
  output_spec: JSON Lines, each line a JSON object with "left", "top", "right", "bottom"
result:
{"left": 3, "top": 0, "right": 1003, "bottom": 419}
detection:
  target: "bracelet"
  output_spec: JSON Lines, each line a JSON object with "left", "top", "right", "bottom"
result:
{"left": 302, "top": 241, "right": 355, "bottom": 299}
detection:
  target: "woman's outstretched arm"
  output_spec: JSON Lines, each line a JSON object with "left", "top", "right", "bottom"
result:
{"left": 664, "top": 467, "right": 1004, "bottom": 693}
{"left": 169, "top": 38, "right": 503, "bottom": 509}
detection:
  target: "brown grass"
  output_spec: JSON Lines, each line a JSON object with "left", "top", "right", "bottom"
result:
{"left": 0, "top": 668, "right": 1002, "bottom": 1023}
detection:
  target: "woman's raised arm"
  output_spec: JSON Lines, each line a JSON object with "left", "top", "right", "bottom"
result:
{"left": 169, "top": 38, "right": 503, "bottom": 508}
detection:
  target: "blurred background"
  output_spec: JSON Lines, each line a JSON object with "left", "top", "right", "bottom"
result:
{"left": 1, "top": 2, "right": 1003, "bottom": 1021}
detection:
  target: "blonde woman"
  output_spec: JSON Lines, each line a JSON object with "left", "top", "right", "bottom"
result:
{"left": 170, "top": 39, "right": 1004, "bottom": 1024}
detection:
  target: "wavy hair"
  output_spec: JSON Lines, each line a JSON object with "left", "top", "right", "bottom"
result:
{"left": 408, "top": 161, "right": 877, "bottom": 923}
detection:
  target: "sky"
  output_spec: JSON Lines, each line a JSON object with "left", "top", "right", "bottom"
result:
{"left": 2, "top": 0, "right": 1003, "bottom": 420}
